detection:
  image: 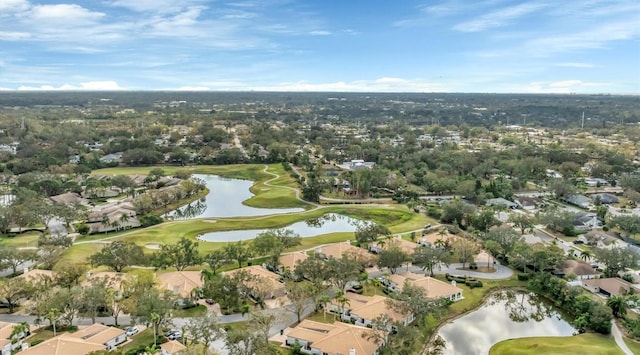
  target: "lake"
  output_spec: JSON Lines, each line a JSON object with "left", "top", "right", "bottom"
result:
{"left": 437, "top": 290, "right": 576, "bottom": 355}
{"left": 197, "top": 213, "right": 363, "bottom": 242}
{"left": 167, "top": 174, "right": 304, "bottom": 219}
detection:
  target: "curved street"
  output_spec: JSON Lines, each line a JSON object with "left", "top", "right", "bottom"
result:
{"left": 367, "top": 262, "right": 514, "bottom": 280}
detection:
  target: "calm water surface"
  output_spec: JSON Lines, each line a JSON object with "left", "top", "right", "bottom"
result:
{"left": 437, "top": 290, "right": 576, "bottom": 355}
{"left": 167, "top": 174, "right": 304, "bottom": 219}
{"left": 198, "top": 213, "right": 362, "bottom": 242}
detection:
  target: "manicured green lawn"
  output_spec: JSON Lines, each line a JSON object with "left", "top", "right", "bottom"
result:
{"left": 0, "top": 231, "right": 41, "bottom": 248}
{"left": 121, "top": 328, "right": 156, "bottom": 351}
{"left": 306, "top": 310, "right": 337, "bottom": 324}
{"left": 172, "top": 304, "right": 207, "bottom": 317}
{"left": 489, "top": 334, "right": 623, "bottom": 355}
{"left": 65, "top": 204, "right": 425, "bottom": 263}
{"left": 25, "top": 329, "right": 58, "bottom": 345}
{"left": 624, "top": 337, "right": 640, "bottom": 354}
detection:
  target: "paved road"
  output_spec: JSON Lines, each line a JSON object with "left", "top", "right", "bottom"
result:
{"left": 367, "top": 262, "right": 514, "bottom": 280}
{"left": 611, "top": 320, "right": 633, "bottom": 355}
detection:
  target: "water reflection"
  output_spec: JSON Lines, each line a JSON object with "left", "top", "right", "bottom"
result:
{"left": 198, "top": 213, "right": 361, "bottom": 242}
{"left": 166, "top": 174, "right": 304, "bottom": 218}
{"left": 437, "top": 290, "right": 576, "bottom": 355}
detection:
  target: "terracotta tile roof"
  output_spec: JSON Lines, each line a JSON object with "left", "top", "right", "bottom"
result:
{"left": 388, "top": 272, "right": 462, "bottom": 299}
{"left": 583, "top": 278, "right": 636, "bottom": 297}
{"left": 68, "top": 323, "right": 125, "bottom": 345}
{"left": 372, "top": 237, "right": 419, "bottom": 255}
{"left": 161, "top": 340, "right": 187, "bottom": 354}
{"left": 316, "top": 242, "right": 377, "bottom": 265}
{"left": 279, "top": 252, "right": 308, "bottom": 271}
{"left": 420, "top": 233, "right": 459, "bottom": 246}
{"left": 157, "top": 271, "right": 204, "bottom": 298}
{"left": 225, "top": 265, "right": 284, "bottom": 293}
{"left": 18, "top": 269, "right": 55, "bottom": 283}
{"left": 559, "top": 260, "right": 600, "bottom": 276}
{"left": 0, "top": 321, "right": 15, "bottom": 339}
{"left": 336, "top": 294, "right": 410, "bottom": 323}
{"left": 288, "top": 320, "right": 381, "bottom": 355}
{"left": 19, "top": 335, "right": 104, "bottom": 355}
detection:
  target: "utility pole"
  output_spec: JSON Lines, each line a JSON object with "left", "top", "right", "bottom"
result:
{"left": 581, "top": 111, "right": 585, "bottom": 130}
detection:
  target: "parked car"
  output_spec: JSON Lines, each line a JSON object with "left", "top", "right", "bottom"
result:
{"left": 124, "top": 326, "right": 139, "bottom": 336}
{"left": 165, "top": 329, "right": 182, "bottom": 340}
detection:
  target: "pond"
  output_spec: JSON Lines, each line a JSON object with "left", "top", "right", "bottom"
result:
{"left": 167, "top": 174, "right": 304, "bottom": 219}
{"left": 437, "top": 290, "right": 576, "bottom": 355}
{"left": 197, "top": 213, "right": 363, "bottom": 242}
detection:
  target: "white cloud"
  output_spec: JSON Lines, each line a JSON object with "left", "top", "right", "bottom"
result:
{"left": 247, "top": 77, "right": 449, "bottom": 92}
{"left": 0, "top": 0, "right": 30, "bottom": 14}
{"left": 0, "top": 31, "right": 31, "bottom": 40}
{"left": 0, "top": 87, "right": 14, "bottom": 91}
{"left": 30, "top": 4, "right": 105, "bottom": 26}
{"left": 520, "top": 80, "right": 612, "bottom": 93}
{"left": 525, "top": 20, "right": 640, "bottom": 56}
{"left": 554, "top": 62, "right": 597, "bottom": 68}
{"left": 453, "top": 2, "right": 548, "bottom": 32}
{"left": 108, "top": 0, "right": 204, "bottom": 13}
{"left": 17, "top": 81, "right": 127, "bottom": 91}
{"left": 309, "top": 30, "right": 331, "bottom": 36}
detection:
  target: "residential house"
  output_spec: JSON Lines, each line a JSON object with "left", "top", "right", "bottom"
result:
{"left": 330, "top": 293, "right": 414, "bottom": 329}
{"left": 553, "top": 260, "right": 601, "bottom": 280}
{"left": 339, "top": 159, "right": 375, "bottom": 171}
{"left": 0, "top": 321, "right": 29, "bottom": 355}
{"left": 19, "top": 268, "right": 55, "bottom": 285}
{"left": 369, "top": 237, "right": 419, "bottom": 255}
{"left": 225, "top": 265, "right": 286, "bottom": 299}
{"left": 157, "top": 271, "right": 204, "bottom": 299}
{"left": 590, "top": 193, "right": 619, "bottom": 205}
{"left": 87, "top": 200, "right": 140, "bottom": 233}
{"left": 419, "top": 232, "right": 458, "bottom": 248}
{"left": 99, "top": 152, "right": 123, "bottom": 164}
{"left": 285, "top": 320, "right": 382, "bottom": 355}
{"left": 573, "top": 212, "right": 602, "bottom": 231}
{"left": 582, "top": 278, "right": 639, "bottom": 297}
{"left": 514, "top": 196, "right": 545, "bottom": 211}
{"left": 315, "top": 241, "right": 378, "bottom": 267}
{"left": 486, "top": 198, "right": 518, "bottom": 209}
{"left": 49, "top": 192, "right": 89, "bottom": 206}
{"left": 68, "top": 324, "right": 127, "bottom": 350}
{"left": 19, "top": 335, "right": 104, "bottom": 355}
{"left": 566, "top": 194, "right": 591, "bottom": 209}
{"left": 386, "top": 272, "right": 463, "bottom": 302}
{"left": 161, "top": 340, "right": 187, "bottom": 355}
{"left": 20, "top": 324, "right": 126, "bottom": 354}
{"left": 278, "top": 252, "right": 308, "bottom": 275}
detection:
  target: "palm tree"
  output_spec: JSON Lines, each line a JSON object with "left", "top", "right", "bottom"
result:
{"left": 119, "top": 213, "right": 130, "bottom": 230}
{"left": 370, "top": 278, "right": 381, "bottom": 295}
{"left": 47, "top": 308, "right": 60, "bottom": 336}
{"left": 10, "top": 322, "right": 29, "bottom": 343}
{"left": 319, "top": 294, "right": 332, "bottom": 321}
{"left": 607, "top": 295, "right": 628, "bottom": 318}
{"left": 580, "top": 250, "right": 593, "bottom": 262}
{"left": 150, "top": 312, "right": 159, "bottom": 346}
{"left": 101, "top": 216, "right": 110, "bottom": 233}
{"left": 335, "top": 290, "right": 350, "bottom": 321}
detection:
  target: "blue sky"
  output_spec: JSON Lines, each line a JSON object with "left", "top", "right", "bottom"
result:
{"left": 1, "top": 0, "right": 639, "bottom": 93}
